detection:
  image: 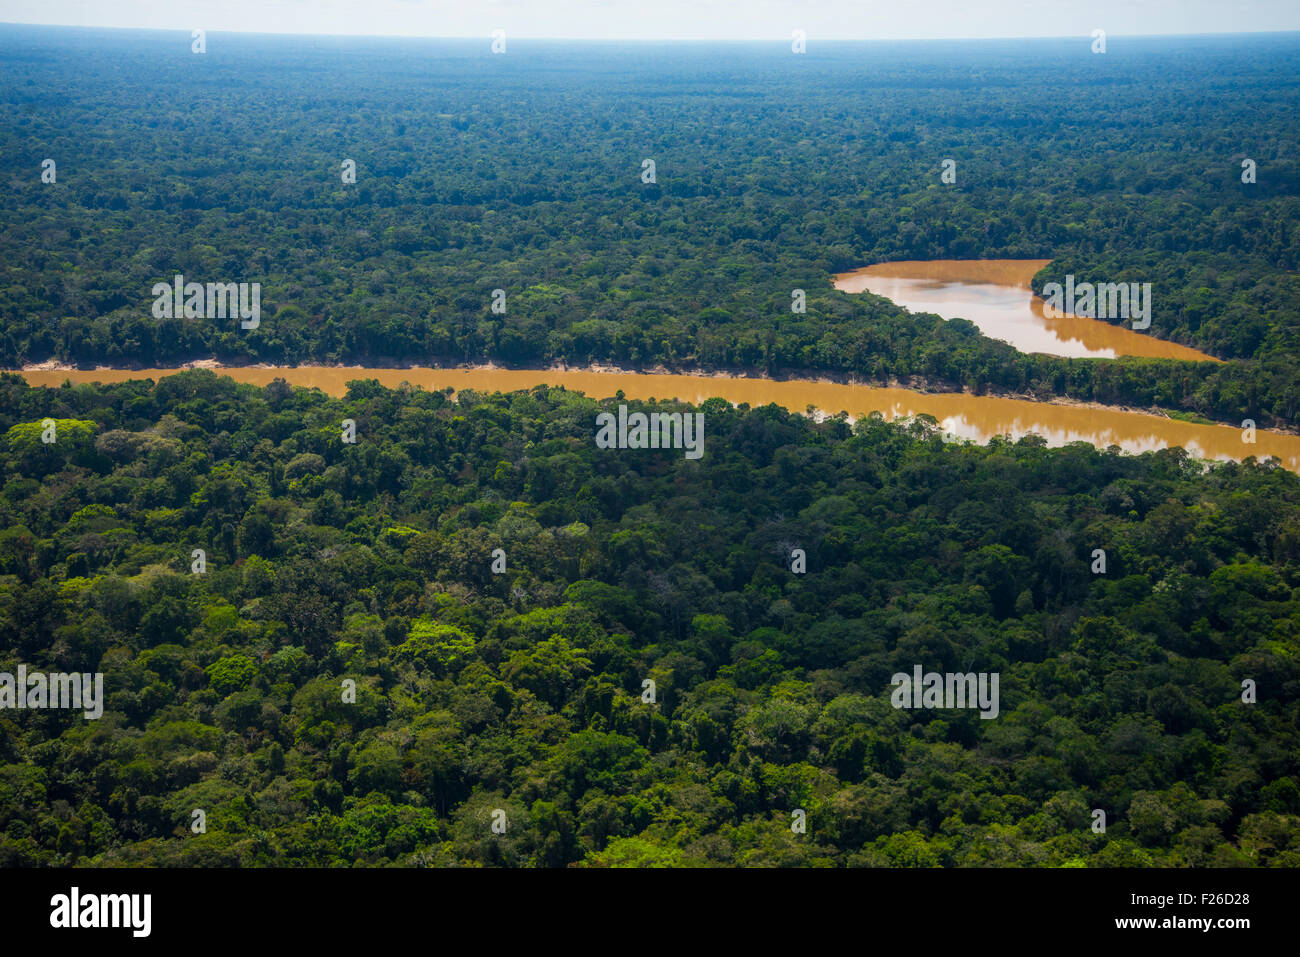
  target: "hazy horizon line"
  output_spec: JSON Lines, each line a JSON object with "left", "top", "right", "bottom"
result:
{"left": 3, "top": 20, "right": 1300, "bottom": 44}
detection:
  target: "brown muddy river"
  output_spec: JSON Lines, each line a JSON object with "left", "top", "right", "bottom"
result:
{"left": 18, "top": 365, "right": 1300, "bottom": 472}
{"left": 832, "top": 259, "right": 1219, "bottom": 361}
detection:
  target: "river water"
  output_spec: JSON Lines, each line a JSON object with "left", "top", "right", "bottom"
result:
{"left": 18, "top": 365, "right": 1299, "bottom": 471}
{"left": 15, "top": 260, "right": 1291, "bottom": 469}
{"left": 832, "top": 259, "right": 1219, "bottom": 361}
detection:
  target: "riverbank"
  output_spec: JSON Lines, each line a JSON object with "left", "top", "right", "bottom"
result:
{"left": 832, "top": 259, "right": 1221, "bottom": 363}
{"left": 12, "top": 362, "right": 1300, "bottom": 471}
{"left": 8, "top": 355, "right": 1216, "bottom": 414}
{"left": 10, "top": 357, "right": 1266, "bottom": 432}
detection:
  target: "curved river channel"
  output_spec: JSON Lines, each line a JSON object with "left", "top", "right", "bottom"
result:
{"left": 16, "top": 262, "right": 1299, "bottom": 471}
{"left": 831, "top": 259, "right": 1219, "bottom": 361}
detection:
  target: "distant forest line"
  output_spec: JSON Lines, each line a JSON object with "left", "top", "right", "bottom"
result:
{"left": 1, "top": 29, "right": 1298, "bottom": 426}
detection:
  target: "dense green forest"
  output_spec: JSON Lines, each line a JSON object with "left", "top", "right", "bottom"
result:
{"left": 2, "top": 29, "right": 1298, "bottom": 425}
{"left": 1, "top": 371, "right": 1297, "bottom": 867}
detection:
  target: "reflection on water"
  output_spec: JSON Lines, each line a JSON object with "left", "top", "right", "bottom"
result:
{"left": 832, "top": 259, "right": 1219, "bottom": 362}
{"left": 18, "top": 365, "right": 1298, "bottom": 471}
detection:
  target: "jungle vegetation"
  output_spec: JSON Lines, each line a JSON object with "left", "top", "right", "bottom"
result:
{"left": 1, "top": 29, "right": 1298, "bottom": 425}
{"left": 0, "top": 371, "right": 1297, "bottom": 867}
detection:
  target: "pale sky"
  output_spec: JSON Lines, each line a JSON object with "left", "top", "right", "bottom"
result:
{"left": 1, "top": 0, "right": 1298, "bottom": 41}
